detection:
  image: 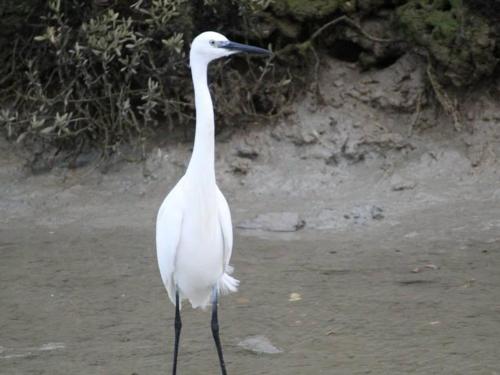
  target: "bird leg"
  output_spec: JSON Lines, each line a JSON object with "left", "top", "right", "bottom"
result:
{"left": 172, "top": 290, "right": 182, "bottom": 375}
{"left": 211, "top": 287, "right": 227, "bottom": 375}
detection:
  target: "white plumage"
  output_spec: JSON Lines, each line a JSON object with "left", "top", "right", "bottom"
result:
{"left": 156, "top": 32, "right": 241, "bottom": 309}
{"left": 156, "top": 176, "right": 238, "bottom": 308}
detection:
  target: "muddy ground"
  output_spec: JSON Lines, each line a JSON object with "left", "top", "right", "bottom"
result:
{"left": 1, "top": 55, "right": 500, "bottom": 374}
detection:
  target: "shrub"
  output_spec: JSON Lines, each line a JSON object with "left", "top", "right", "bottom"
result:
{"left": 1, "top": 0, "right": 289, "bottom": 163}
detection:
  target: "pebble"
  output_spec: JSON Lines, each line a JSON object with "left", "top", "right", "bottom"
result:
{"left": 390, "top": 174, "right": 417, "bottom": 191}
{"left": 238, "top": 336, "right": 283, "bottom": 354}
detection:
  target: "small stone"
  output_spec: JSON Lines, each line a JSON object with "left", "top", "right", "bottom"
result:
{"left": 238, "top": 336, "right": 282, "bottom": 354}
{"left": 333, "top": 79, "right": 344, "bottom": 87}
{"left": 390, "top": 175, "right": 417, "bottom": 191}
{"left": 405, "top": 231, "right": 418, "bottom": 238}
{"left": 370, "top": 206, "right": 384, "bottom": 220}
{"left": 230, "top": 159, "right": 250, "bottom": 175}
{"left": 235, "top": 144, "right": 259, "bottom": 160}
{"left": 292, "top": 130, "right": 318, "bottom": 146}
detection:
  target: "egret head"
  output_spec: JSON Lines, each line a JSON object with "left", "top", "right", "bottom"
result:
{"left": 190, "top": 31, "right": 270, "bottom": 64}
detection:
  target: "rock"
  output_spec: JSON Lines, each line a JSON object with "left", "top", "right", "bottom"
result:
{"left": 333, "top": 79, "right": 344, "bottom": 87}
{"left": 370, "top": 205, "right": 384, "bottom": 220}
{"left": 237, "top": 212, "right": 305, "bottom": 232}
{"left": 292, "top": 130, "right": 318, "bottom": 146}
{"left": 235, "top": 134, "right": 264, "bottom": 160}
{"left": 230, "top": 159, "right": 251, "bottom": 175}
{"left": 235, "top": 144, "right": 259, "bottom": 160}
{"left": 238, "top": 335, "right": 283, "bottom": 354}
{"left": 390, "top": 174, "right": 417, "bottom": 191}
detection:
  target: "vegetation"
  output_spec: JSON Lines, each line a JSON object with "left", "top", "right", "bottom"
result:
{"left": 397, "top": 0, "right": 497, "bottom": 86}
{"left": 0, "top": 0, "right": 292, "bottom": 163}
{"left": 0, "top": 0, "right": 498, "bottom": 165}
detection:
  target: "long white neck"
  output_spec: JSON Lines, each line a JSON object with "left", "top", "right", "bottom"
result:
{"left": 185, "top": 56, "right": 216, "bottom": 184}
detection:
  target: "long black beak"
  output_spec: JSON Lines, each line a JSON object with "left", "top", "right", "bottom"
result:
{"left": 220, "top": 40, "right": 271, "bottom": 55}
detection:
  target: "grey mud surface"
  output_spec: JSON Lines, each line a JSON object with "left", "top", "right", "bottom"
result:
{"left": 1, "top": 56, "right": 500, "bottom": 374}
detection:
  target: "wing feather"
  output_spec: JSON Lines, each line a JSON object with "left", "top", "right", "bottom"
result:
{"left": 156, "top": 179, "right": 184, "bottom": 305}
{"left": 216, "top": 188, "right": 233, "bottom": 271}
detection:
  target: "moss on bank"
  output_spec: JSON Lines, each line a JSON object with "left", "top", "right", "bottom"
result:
{"left": 396, "top": 0, "right": 497, "bottom": 86}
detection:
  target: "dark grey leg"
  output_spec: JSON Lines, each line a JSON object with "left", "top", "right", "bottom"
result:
{"left": 172, "top": 290, "right": 181, "bottom": 375}
{"left": 211, "top": 288, "right": 228, "bottom": 375}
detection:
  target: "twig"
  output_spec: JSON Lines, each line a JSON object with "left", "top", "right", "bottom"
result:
{"left": 340, "top": 16, "right": 400, "bottom": 43}
{"left": 426, "top": 58, "right": 462, "bottom": 132}
{"left": 309, "top": 15, "right": 398, "bottom": 44}
{"left": 250, "top": 57, "right": 274, "bottom": 98}
{"left": 310, "top": 15, "right": 349, "bottom": 42}
{"left": 408, "top": 90, "right": 422, "bottom": 137}
{"left": 0, "top": 39, "right": 19, "bottom": 86}
{"left": 274, "top": 14, "right": 400, "bottom": 65}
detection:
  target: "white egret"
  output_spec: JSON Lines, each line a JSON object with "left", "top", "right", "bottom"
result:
{"left": 156, "top": 31, "right": 270, "bottom": 374}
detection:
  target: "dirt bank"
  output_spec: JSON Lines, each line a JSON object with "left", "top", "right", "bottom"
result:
{"left": 1, "top": 55, "right": 500, "bottom": 374}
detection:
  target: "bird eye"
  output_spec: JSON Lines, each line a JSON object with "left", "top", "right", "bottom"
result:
{"left": 209, "top": 40, "right": 215, "bottom": 47}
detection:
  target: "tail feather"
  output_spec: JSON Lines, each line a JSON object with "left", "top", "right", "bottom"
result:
{"left": 218, "top": 266, "right": 239, "bottom": 295}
